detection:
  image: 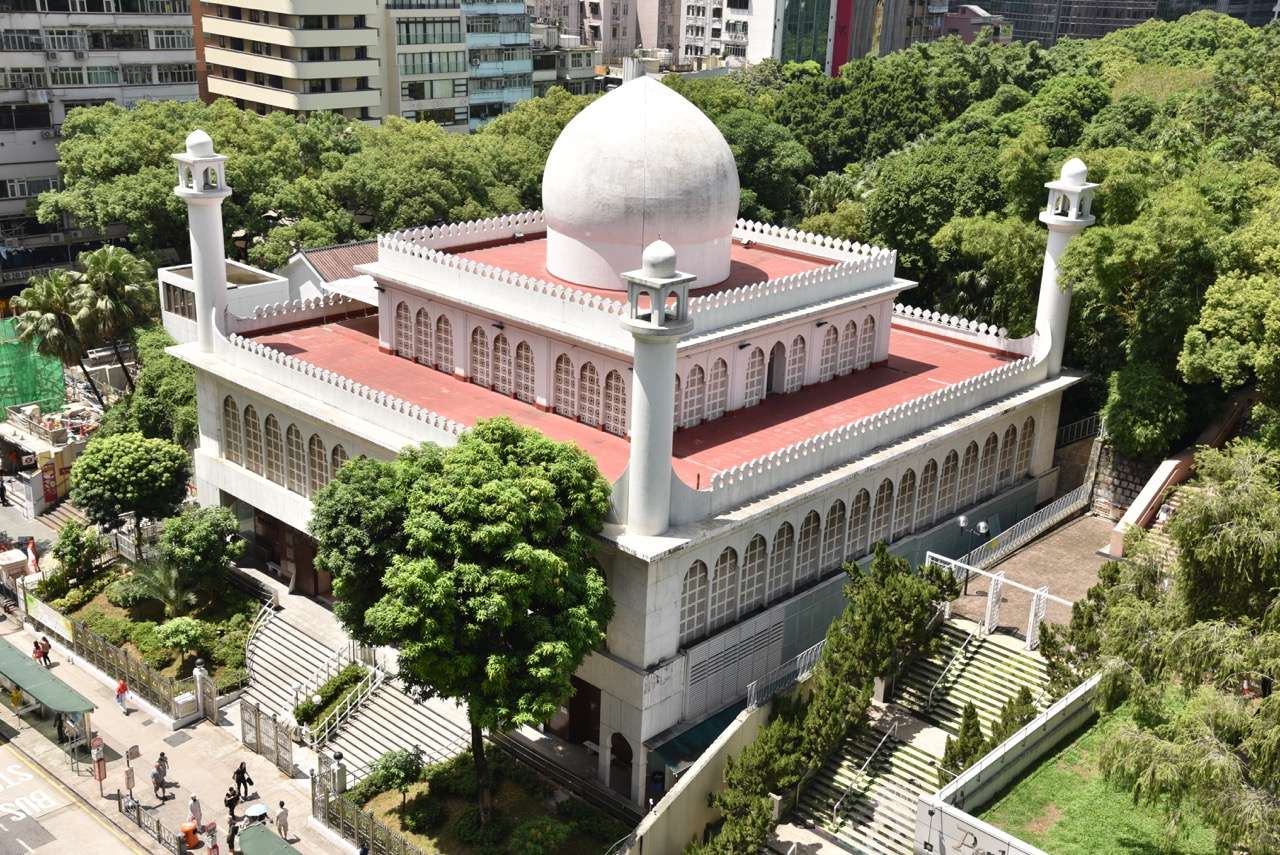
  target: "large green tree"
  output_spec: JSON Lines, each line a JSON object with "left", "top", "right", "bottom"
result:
{"left": 310, "top": 418, "right": 613, "bottom": 822}
{"left": 99, "top": 325, "right": 198, "bottom": 447}
{"left": 12, "top": 270, "right": 106, "bottom": 408}
{"left": 74, "top": 245, "right": 155, "bottom": 392}
{"left": 70, "top": 432, "right": 191, "bottom": 546}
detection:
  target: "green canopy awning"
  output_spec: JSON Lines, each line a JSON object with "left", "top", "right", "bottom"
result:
{"left": 0, "top": 636, "right": 94, "bottom": 713}
{"left": 237, "top": 823, "right": 301, "bottom": 855}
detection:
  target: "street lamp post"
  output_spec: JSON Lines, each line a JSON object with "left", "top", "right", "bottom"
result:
{"left": 955, "top": 515, "right": 989, "bottom": 595}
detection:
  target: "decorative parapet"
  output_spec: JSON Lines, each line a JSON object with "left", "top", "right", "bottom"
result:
{"left": 226, "top": 293, "right": 364, "bottom": 335}
{"left": 219, "top": 332, "right": 466, "bottom": 442}
{"left": 382, "top": 210, "right": 547, "bottom": 252}
{"left": 697, "top": 354, "right": 1041, "bottom": 514}
{"left": 892, "top": 303, "right": 1034, "bottom": 357}
{"left": 732, "top": 219, "right": 892, "bottom": 262}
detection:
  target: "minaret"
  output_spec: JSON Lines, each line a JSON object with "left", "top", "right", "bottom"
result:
{"left": 621, "top": 241, "right": 695, "bottom": 537}
{"left": 173, "top": 129, "right": 232, "bottom": 353}
{"left": 1034, "top": 158, "right": 1098, "bottom": 377}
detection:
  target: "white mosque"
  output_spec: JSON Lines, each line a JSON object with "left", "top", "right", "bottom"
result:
{"left": 159, "top": 76, "right": 1094, "bottom": 806}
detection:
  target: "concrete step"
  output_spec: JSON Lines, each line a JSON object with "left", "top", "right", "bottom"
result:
{"left": 243, "top": 613, "right": 337, "bottom": 720}
{"left": 327, "top": 680, "right": 469, "bottom": 782}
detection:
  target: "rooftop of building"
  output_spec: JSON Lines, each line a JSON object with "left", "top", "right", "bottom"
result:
{"left": 249, "top": 315, "right": 1017, "bottom": 484}
{"left": 302, "top": 240, "right": 378, "bottom": 283}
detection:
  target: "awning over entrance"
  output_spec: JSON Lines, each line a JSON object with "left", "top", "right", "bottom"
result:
{"left": 237, "top": 823, "right": 301, "bottom": 854}
{"left": 0, "top": 636, "right": 93, "bottom": 713}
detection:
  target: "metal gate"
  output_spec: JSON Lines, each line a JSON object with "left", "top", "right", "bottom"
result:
{"left": 1026, "top": 586, "right": 1050, "bottom": 651}
{"left": 983, "top": 572, "right": 1005, "bottom": 635}
{"left": 199, "top": 676, "right": 218, "bottom": 723}
{"left": 239, "top": 699, "right": 293, "bottom": 775}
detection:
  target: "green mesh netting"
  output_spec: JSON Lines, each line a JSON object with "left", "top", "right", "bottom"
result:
{"left": 0, "top": 318, "right": 66, "bottom": 419}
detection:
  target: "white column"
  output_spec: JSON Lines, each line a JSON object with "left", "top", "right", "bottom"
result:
{"left": 626, "top": 332, "right": 680, "bottom": 536}
{"left": 185, "top": 196, "right": 229, "bottom": 353}
{"left": 1032, "top": 222, "right": 1083, "bottom": 378}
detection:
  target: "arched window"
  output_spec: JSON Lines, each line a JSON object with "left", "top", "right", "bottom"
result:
{"left": 706, "top": 358, "right": 728, "bottom": 420}
{"left": 1016, "top": 417, "right": 1036, "bottom": 478}
{"left": 435, "top": 315, "right": 454, "bottom": 373}
{"left": 553, "top": 355, "right": 576, "bottom": 417}
{"left": 795, "top": 511, "right": 821, "bottom": 587}
{"left": 514, "top": 341, "right": 536, "bottom": 403}
{"left": 679, "top": 561, "right": 709, "bottom": 647}
{"left": 307, "top": 434, "right": 328, "bottom": 496}
{"left": 414, "top": 308, "right": 431, "bottom": 364}
{"left": 242, "top": 405, "right": 262, "bottom": 475}
{"left": 221, "top": 396, "right": 242, "bottom": 465}
{"left": 578, "top": 363, "right": 601, "bottom": 426}
{"left": 785, "top": 335, "right": 806, "bottom": 392}
{"left": 672, "top": 373, "right": 683, "bottom": 428}
{"left": 285, "top": 425, "right": 306, "bottom": 495}
{"left": 916, "top": 459, "right": 938, "bottom": 530}
{"left": 998, "top": 424, "right": 1018, "bottom": 488}
{"left": 958, "top": 442, "right": 980, "bottom": 507}
{"left": 738, "top": 535, "right": 768, "bottom": 615}
{"left": 870, "top": 478, "right": 894, "bottom": 546}
{"left": 938, "top": 450, "right": 960, "bottom": 516}
{"left": 856, "top": 315, "right": 876, "bottom": 369}
{"left": 492, "top": 334, "right": 513, "bottom": 396}
{"left": 603, "top": 370, "right": 627, "bottom": 436}
{"left": 331, "top": 444, "right": 348, "bottom": 474}
{"left": 818, "top": 326, "right": 838, "bottom": 382}
{"left": 394, "top": 302, "right": 411, "bottom": 357}
{"left": 893, "top": 469, "right": 916, "bottom": 539}
{"left": 767, "top": 523, "right": 795, "bottom": 602}
{"left": 838, "top": 320, "right": 857, "bottom": 374}
{"left": 976, "top": 432, "right": 999, "bottom": 500}
{"left": 744, "top": 347, "right": 766, "bottom": 407}
{"left": 263, "top": 415, "right": 284, "bottom": 484}
{"left": 822, "top": 500, "right": 846, "bottom": 570}
{"left": 470, "top": 328, "right": 490, "bottom": 387}
{"left": 848, "top": 489, "right": 871, "bottom": 559}
{"left": 683, "top": 365, "right": 706, "bottom": 427}
{"left": 708, "top": 548, "right": 738, "bottom": 632}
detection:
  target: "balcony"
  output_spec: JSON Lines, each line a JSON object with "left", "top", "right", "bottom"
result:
{"left": 201, "top": 16, "right": 379, "bottom": 49}
{"left": 216, "top": 0, "right": 377, "bottom": 12}
{"left": 204, "top": 47, "right": 380, "bottom": 79}
{"left": 469, "top": 59, "right": 532, "bottom": 77}
{"left": 206, "top": 76, "right": 381, "bottom": 111}
{"left": 460, "top": 0, "right": 528, "bottom": 13}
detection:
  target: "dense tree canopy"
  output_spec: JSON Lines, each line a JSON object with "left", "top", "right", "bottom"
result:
{"left": 70, "top": 432, "right": 191, "bottom": 545}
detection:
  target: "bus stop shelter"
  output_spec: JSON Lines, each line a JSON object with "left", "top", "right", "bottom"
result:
{"left": 238, "top": 822, "right": 302, "bottom": 854}
{"left": 0, "top": 635, "right": 94, "bottom": 737}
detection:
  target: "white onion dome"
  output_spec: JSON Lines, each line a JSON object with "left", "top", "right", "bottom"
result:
{"left": 641, "top": 239, "right": 678, "bottom": 278}
{"left": 542, "top": 76, "right": 741, "bottom": 291}
{"left": 1059, "top": 157, "right": 1088, "bottom": 184}
{"left": 185, "top": 129, "right": 215, "bottom": 157}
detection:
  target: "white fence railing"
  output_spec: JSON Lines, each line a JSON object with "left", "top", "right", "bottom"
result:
{"left": 959, "top": 482, "right": 1092, "bottom": 569}
{"left": 1055, "top": 414, "right": 1100, "bottom": 448}
{"left": 745, "top": 638, "right": 826, "bottom": 708}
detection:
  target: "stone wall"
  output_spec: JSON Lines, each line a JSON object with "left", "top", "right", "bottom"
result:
{"left": 1091, "top": 444, "right": 1156, "bottom": 520}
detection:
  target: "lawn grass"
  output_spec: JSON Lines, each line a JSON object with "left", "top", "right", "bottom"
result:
{"left": 979, "top": 704, "right": 1218, "bottom": 855}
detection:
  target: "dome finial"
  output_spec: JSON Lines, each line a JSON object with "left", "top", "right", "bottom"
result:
{"left": 642, "top": 240, "right": 677, "bottom": 279}
{"left": 185, "top": 129, "right": 215, "bottom": 158}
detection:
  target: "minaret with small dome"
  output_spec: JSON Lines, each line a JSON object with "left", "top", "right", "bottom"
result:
{"left": 173, "top": 129, "right": 232, "bottom": 353}
{"left": 1034, "top": 157, "right": 1098, "bottom": 377}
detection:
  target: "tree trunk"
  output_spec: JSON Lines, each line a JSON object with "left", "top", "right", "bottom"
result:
{"left": 76, "top": 357, "right": 107, "bottom": 408}
{"left": 109, "top": 339, "right": 135, "bottom": 393}
{"left": 470, "top": 719, "right": 493, "bottom": 824}
{"left": 133, "top": 513, "right": 144, "bottom": 563}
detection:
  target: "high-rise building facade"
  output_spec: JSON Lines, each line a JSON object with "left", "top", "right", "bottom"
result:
{"left": 677, "top": 0, "right": 874, "bottom": 74}
{"left": 974, "top": 0, "right": 1156, "bottom": 45}
{"left": 879, "top": 0, "right": 947, "bottom": 51}
{"left": 0, "top": 0, "right": 198, "bottom": 289}
{"left": 531, "top": 22, "right": 602, "bottom": 96}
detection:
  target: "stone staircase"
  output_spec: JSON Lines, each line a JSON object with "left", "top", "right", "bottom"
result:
{"left": 38, "top": 500, "right": 89, "bottom": 533}
{"left": 243, "top": 610, "right": 338, "bottom": 720}
{"left": 1143, "top": 489, "right": 1182, "bottom": 565}
{"left": 892, "top": 622, "right": 1050, "bottom": 735}
{"left": 796, "top": 727, "right": 938, "bottom": 855}
{"left": 327, "top": 679, "right": 470, "bottom": 783}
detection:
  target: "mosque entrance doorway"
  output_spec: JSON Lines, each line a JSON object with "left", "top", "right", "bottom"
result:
{"left": 547, "top": 676, "right": 600, "bottom": 747}
{"left": 767, "top": 342, "right": 786, "bottom": 394}
{"left": 609, "top": 732, "right": 633, "bottom": 799}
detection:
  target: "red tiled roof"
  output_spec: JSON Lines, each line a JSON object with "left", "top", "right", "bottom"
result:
{"left": 252, "top": 318, "right": 1015, "bottom": 485}
{"left": 302, "top": 241, "right": 378, "bottom": 283}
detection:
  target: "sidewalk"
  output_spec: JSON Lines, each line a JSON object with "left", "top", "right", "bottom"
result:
{"left": 0, "top": 618, "right": 348, "bottom": 855}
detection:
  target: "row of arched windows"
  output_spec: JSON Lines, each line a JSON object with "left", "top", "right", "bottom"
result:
{"left": 222, "top": 396, "right": 349, "bottom": 499}
{"left": 678, "top": 417, "right": 1037, "bottom": 646}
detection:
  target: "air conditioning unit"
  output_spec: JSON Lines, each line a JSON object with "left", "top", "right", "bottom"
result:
{"left": 68, "top": 229, "right": 83, "bottom": 240}
{"left": 45, "top": 51, "right": 59, "bottom": 61}
{"left": 48, "top": 233, "right": 65, "bottom": 244}
{"left": 73, "top": 50, "right": 87, "bottom": 59}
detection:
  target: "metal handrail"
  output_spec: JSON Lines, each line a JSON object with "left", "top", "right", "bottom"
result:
{"left": 243, "top": 602, "right": 274, "bottom": 685}
{"left": 602, "top": 833, "right": 636, "bottom": 855}
{"left": 927, "top": 629, "right": 977, "bottom": 711}
{"left": 304, "top": 666, "right": 385, "bottom": 749}
{"left": 298, "top": 642, "right": 355, "bottom": 701}
{"left": 1055, "top": 414, "right": 1100, "bottom": 448}
{"left": 831, "top": 721, "right": 899, "bottom": 825}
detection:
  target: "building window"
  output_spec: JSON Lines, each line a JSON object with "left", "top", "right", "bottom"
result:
{"left": 435, "top": 315, "right": 454, "bottom": 373}
{"left": 264, "top": 416, "right": 284, "bottom": 484}
{"left": 785, "top": 334, "right": 806, "bottom": 392}
{"left": 998, "top": 424, "right": 1018, "bottom": 488}
{"left": 708, "top": 548, "right": 738, "bottom": 632}
{"left": 938, "top": 450, "right": 959, "bottom": 517}
{"left": 285, "top": 425, "right": 306, "bottom": 495}
{"left": 795, "top": 510, "right": 820, "bottom": 587}
{"left": 1016, "top": 417, "right": 1035, "bottom": 479}
{"left": 396, "top": 17, "right": 463, "bottom": 45}
{"left": 242, "top": 406, "right": 263, "bottom": 475}
{"left": 893, "top": 469, "right": 916, "bottom": 539}
{"left": 870, "top": 478, "right": 894, "bottom": 547}
{"left": 414, "top": 308, "right": 431, "bottom": 364}
{"left": 122, "top": 64, "right": 151, "bottom": 85}
{"left": 822, "top": 500, "right": 846, "bottom": 570}
{"left": 221, "top": 396, "right": 241, "bottom": 465}
{"left": 331, "top": 444, "right": 348, "bottom": 473}
{"left": 743, "top": 346, "right": 765, "bottom": 407}
{"left": 706, "top": 358, "right": 727, "bottom": 420}
{"left": 578, "top": 362, "right": 600, "bottom": 426}
{"left": 470, "top": 328, "right": 489, "bottom": 386}
{"left": 152, "top": 28, "right": 194, "bottom": 49}
{"left": 957, "top": 441, "right": 979, "bottom": 508}
{"left": 682, "top": 364, "right": 705, "bottom": 428}
{"left": 603, "top": 370, "right": 627, "bottom": 436}
{"left": 679, "top": 561, "right": 709, "bottom": 646}
{"left": 157, "top": 63, "right": 196, "bottom": 84}
{"left": 767, "top": 522, "right": 794, "bottom": 602}
{"left": 398, "top": 50, "right": 466, "bottom": 75}
{"left": 848, "top": 489, "right": 871, "bottom": 559}
{"left": 553, "top": 355, "right": 575, "bottom": 417}
{"left": 916, "top": 459, "right": 938, "bottom": 530}
{"left": 514, "top": 341, "right": 536, "bottom": 403}
{"left": 85, "top": 66, "right": 121, "bottom": 85}
{"left": 307, "top": 434, "right": 328, "bottom": 496}
{"left": 395, "top": 302, "right": 412, "bottom": 357}
{"left": 49, "top": 67, "right": 86, "bottom": 87}
{"left": 2, "top": 68, "right": 47, "bottom": 90}
{"left": 492, "top": 334, "right": 513, "bottom": 396}
{"left": 976, "top": 432, "right": 999, "bottom": 500}
{"left": 818, "top": 325, "right": 838, "bottom": 382}
{"left": 738, "top": 535, "right": 767, "bottom": 615}
{"left": 672, "top": 374, "right": 683, "bottom": 428}
{"left": 1, "top": 176, "right": 59, "bottom": 200}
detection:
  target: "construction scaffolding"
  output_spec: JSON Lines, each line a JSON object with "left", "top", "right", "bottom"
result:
{"left": 0, "top": 318, "right": 66, "bottom": 419}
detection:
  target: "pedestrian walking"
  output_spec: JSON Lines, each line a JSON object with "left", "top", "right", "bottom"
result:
{"left": 115, "top": 678, "right": 129, "bottom": 714}
{"left": 224, "top": 787, "right": 239, "bottom": 820}
{"left": 188, "top": 794, "right": 203, "bottom": 827}
{"left": 31, "top": 641, "right": 43, "bottom": 667}
{"left": 150, "top": 762, "right": 167, "bottom": 801}
{"left": 226, "top": 818, "right": 238, "bottom": 853}
{"left": 233, "top": 761, "right": 252, "bottom": 799}
{"left": 54, "top": 713, "right": 65, "bottom": 743}
{"left": 274, "top": 801, "right": 288, "bottom": 841}
{"left": 157, "top": 752, "right": 169, "bottom": 781}
{"left": 38, "top": 636, "right": 51, "bottom": 667}
{"left": 204, "top": 822, "right": 221, "bottom": 855}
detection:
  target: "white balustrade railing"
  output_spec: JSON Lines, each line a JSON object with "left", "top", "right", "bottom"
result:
{"left": 959, "top": 483, "right": 1092, "bottom": 569}
{"left": 745, "top": 638, "right": 827, "bottom": 708}
{"left": 303, "top": 665, "right": 385, "bottom": 749}
{"left": 1054, "top": 414, "right": 1100, "bottom": 448}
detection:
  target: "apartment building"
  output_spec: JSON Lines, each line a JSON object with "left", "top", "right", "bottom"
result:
{"left": 581, "top": 0, "right": 639, "bottom": 64}
{"left": 678, "top": 0, "right": 875, "bottom": 74}
{"left": 974, "top": 0, "right": 1155, "bottom": 45}
{"left": 194, "top": 0, "right": 531, "bottom": 131}
{"left": 531, "top": 21, "right": 601, "bottom": 96}
{"left": 0, "top": 0, "right": 198, "bottom": 289}
{"left": 879, "top": 0, "right": 946, "bottom": 52}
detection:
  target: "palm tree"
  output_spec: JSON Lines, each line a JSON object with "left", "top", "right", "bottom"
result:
{"left": 74, "top": 246, "right": 154, "bottom": 393}
{"left": 12, "top": 270, "right": 106, "bottom": 408}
